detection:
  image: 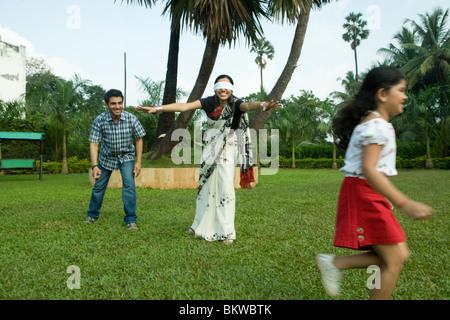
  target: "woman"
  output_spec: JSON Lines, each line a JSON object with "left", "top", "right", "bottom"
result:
{"left": 136, "top": 75, "right": 280, "bottom": 244}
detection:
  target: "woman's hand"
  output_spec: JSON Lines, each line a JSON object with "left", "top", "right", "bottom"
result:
{"left": 135, "top": 106, "right": 154, "bottom": 114}
{"left": 135, "top": 106, "right": 164, "bottom": 114}
{"left": 261, "top": 100, "right": 282, "bottom": 111}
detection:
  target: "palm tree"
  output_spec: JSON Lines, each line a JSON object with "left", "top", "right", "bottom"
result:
{"left": 330, "top": 70, "right": 361, "bottom": 105}
{"left": 318, "top": 98, "right": 339, "bottom": 168}
{"left": 135, "top": 76, "right": 188, "bottom": 107}
{"left": 148, "top": 0, "right": 269, "bottom": 159}
{"left": 134, "top": 76, "right": 188, "bottom": 151}
{"left": 342, "top": 12, "right": 370, "bottom": 80}
{"left": 377, "top": 26, "right": 419, "bottom": 69}
{"left": 396, "top": 85, "right": 444, "bottom": 168}
{"left": 251, "top": 37, "right": 275, "bottom": 99}
{"left": 123, "top": 0, "right": 333, "bottom": 154}
{"left": 38, "top": 75, "right": 89, "bottom": 174}
{"left": 401, "top": 8, "right": 449, "bottom": 101}
{"left": 119, "top": 0, "right": 181, "bottom": 150}
{"left": 249, "top": 0, "right": 333, "bottom": 131}
{"left": 269, "top": 90, "right": 324, "bottom": 168}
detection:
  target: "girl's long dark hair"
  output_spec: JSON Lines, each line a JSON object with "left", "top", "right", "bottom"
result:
{"left": 332, "top": 66, "right": 406, "bottom": 150}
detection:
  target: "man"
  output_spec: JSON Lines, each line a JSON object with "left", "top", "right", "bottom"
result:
{"left": 84, "top": 89, "right": 146, "bottom": 230}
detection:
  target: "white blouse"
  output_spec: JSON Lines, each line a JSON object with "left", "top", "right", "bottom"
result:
{"left": 340, "top": 116, "right": 398, "bottom": 178}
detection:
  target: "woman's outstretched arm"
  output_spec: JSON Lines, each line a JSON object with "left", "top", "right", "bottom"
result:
{"left": 135, "top": 100, "right": 202, "bottom": 114}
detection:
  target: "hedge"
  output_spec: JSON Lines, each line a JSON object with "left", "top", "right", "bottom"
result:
{"left": 1, "top": 156, "right": 91, "bottom": 175}
{"left": 280, "top": 142, "right": 430, "bottom": 161}
{"left": 273, "top": 156, "right": 450, "bottom": 169}
{"left": 396, "top": 156, "right": 450, "bottom": 169}
{"left": 2, "top": 156, "right": 449, "bottom": 175}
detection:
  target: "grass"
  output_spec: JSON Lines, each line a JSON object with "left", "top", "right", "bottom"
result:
{"left": 0, "top": 169, "right": 448, "bottom": 300}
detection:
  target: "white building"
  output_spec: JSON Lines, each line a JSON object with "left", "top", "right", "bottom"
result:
{"left": 0, "top": 36, "right": 26, "bottom": 102}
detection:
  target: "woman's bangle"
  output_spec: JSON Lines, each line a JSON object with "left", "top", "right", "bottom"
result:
{"left": 154, "top": 106, "right": 163, "bottom": 114}
{"left": 260, "top": 102, "right": 265, "bottom": 110}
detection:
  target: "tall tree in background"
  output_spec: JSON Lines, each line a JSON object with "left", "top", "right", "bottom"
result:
{"left": 135, "top": 76, "right": 188, "bottom": 107}
{"left": 377, "top": 26, "right": 419, "bottom": 69}
{"left": 121, "top": 0, "right": 333, "bottom": 158}
{"left": 266, "top": 90, "right": 324, "bottom": 168}
{"left": 395, "top": 86, "right": 446, "bottom": 168}
{"left": 318, "top": 98, "right": 339, "bottom": 168}
{"left": 379, "top": 7, "right": 449, "bottom": 161}
{"left": 251, "top": 37, "right": 275, "bottom": 100}
{"left": 250, "top": 0, "right": 333, "bottom": 131}
{"left": 119, "top": 0, "right": 182, "bottom": 150}
{"left": 342, "top": 12, "right": 370, "bottom": 80}
{"left": 401, "top": 8, "right": 449, "bottom": 102}
{"left": 331, "top": 70, "right": 361, "bottom": 106}
{"left": 36, "top": 75, "right": 89, "bottom": 174}
{"left": 148, "top": 0, "right": 269, "bottom": 159}
{"left": 134, "top": 76, "right": 189, "bottom": 151}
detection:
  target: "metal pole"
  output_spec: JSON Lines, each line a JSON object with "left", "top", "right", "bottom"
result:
{"left": 40, "top": 135, "right": 44, "bottom": 181}
{"left": 124, "top": 52, "right": 127, "bottom": 108}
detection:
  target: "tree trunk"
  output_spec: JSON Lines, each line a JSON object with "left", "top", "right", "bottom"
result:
{"left": 148, "top": 38, "right": 220, "bottom": 160}
{"left": 354, "top": 46, "right": 359, "bottom": 80}
{"left": 61, "top": 125, "right": 68, "bottom": 174}
{"left": 249, "top": 5, "right": 312, "bottom": 131}
{"left": 425, "top": 137, "right": 434, "bottom": 169}
{"left": 260, "top": 64, "right": 264, "bottom": 100}
{"left": 332, "top": 142, "right": 337, "bottom": 169}
{"left": 291, "top": 142, "right": 296, "bottom": 169}
{"left": 151, "top": 26, "right": 180, "bottom": 151}
{"left": 55, "top": 125, "right": 58, "bottom": 161}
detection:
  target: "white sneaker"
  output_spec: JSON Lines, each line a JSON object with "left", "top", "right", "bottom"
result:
{"left": 316, "top": 254, "right": 342, "bottom": 297}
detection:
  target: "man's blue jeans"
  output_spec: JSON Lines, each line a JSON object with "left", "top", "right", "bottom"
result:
{"left": 87, "top": 161, "right": 137, "bottom": 224}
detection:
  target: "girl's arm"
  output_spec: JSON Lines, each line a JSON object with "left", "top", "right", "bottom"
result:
{"left": 239, "top": 100, "right": 281, "bottom": 113}
{"left": 135, "top": 100, "right": 202, "bottom": 114}
{"left": 362, "top": 144, "right": 433, "bottom": 220}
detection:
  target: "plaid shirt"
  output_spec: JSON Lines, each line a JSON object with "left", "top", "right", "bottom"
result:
{"left": 89, "top": 110, "right": 146, "bottom": 171}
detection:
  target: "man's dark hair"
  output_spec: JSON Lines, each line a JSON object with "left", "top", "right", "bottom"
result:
{"left": 105, "top": 89, "right": 124, "bottom": 104}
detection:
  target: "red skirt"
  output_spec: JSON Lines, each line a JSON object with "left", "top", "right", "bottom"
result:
{"left": 334, "top": 177, "right": 406, "bottom": 250}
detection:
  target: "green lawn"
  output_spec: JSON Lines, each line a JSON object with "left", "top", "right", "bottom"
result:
{"left": 0, "top": 169, "right": 448, "bottom": 300}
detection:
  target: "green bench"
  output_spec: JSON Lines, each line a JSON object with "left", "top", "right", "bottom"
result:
{"left": 0, "top": 159, "right": 37, "bottom": 170}
{"left": 0, "top": 131, "right": 44, "bottom": 180}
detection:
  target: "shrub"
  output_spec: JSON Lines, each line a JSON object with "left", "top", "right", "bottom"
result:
{"left": 67, "top": 156, "right": 91, "bottom": 173}
{"left": 396, "top": 142, "right": 426, "bottom": 159}
{"left": 275, "top": 156, "right": 344, "bottom": 169}
{"left": 274, "top": 156, "right": 449, "bottom": 169}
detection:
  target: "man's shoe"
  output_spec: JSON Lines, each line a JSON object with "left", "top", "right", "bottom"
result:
{"left": 84, "top": 216, "right": 96, "bottom": 224}
{"left": 126, "top": 222, "right": 138, "bottom": 231}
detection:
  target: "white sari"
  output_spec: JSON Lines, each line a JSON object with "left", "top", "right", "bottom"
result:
{"left": 190, "top": 101, "right": 254, "bottom": 241}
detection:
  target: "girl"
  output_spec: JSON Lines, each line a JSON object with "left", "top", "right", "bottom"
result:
{"left": 317, "top": 67, "right": 433, "bottom": 299}
{"left": 136, "top": 75, "right": 280, "bottom": 244}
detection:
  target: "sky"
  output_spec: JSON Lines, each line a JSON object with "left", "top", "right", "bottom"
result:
{"left": 0, "top": 0, "right": 447, "bottom": 106}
